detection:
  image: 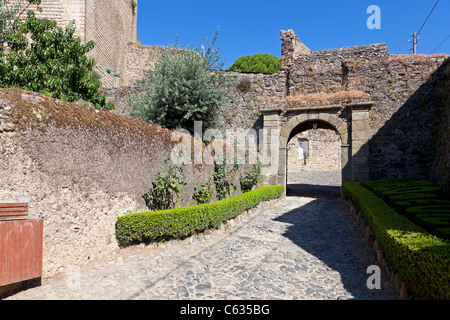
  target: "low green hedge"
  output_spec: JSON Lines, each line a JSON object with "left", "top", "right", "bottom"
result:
{"left": 362, "top": 178, "right": 449, "bottom": 240}
{"left": 116, "top": 185, "right": 285, "bottom": 248}
{"left": 343, "top": 182, "right": 450, "bottom": 300}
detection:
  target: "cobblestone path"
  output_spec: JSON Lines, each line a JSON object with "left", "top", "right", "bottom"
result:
{"left": 6, "top": 171, "right": 398, "bottom": 300}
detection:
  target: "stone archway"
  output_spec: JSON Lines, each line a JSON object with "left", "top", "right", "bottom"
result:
{"left": 260, "top": 101, "right": 373, "bottom": 193}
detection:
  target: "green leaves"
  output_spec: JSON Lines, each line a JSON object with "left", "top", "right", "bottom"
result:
{"left": 143, "top": 157, "right": 187, "bottom": 211}
{"left": 343, "top": 182, "right": 450, "bottom": 300}
{"left": 228, "top": 53, "right": 281, "bottom": 74}
{"left": 0, "top": 10, "right": 111, "bottom": 109}
{"left": 240, "top": 160, "right": 262, "bottom": 193}
{"left": 116, "top": 185, "right": 285, "bottom": 247}
{"left": 129, "top": 28, "right": 231, "bottom": 133}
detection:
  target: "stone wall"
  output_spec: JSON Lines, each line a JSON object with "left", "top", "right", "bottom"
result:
{"left": 125, "top": 44, "right": 166, "bottom": 86}
{"left": 102, "top": 28, "right": 449, "bottom": 186}
{"left": 85, "top": 0, "right": 138, "bottom": 87}
{"left": 279, "top": 30, "right": 449, "bottom": 183}
{"left": 20, "top": 0, "right": 139, "bottom": 88}
{"left": 430, "top": 61, "right": 450, "bottom": 193}
{"left": 18, "top": 0, "right": 86, "bottom": 39}
{"left": 287, "top": 129, "right": 340, "bottom": 171}
{"left": 0, "top": 88, "right": 236, "bottom": 278}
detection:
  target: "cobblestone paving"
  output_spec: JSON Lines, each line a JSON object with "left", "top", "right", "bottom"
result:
{"left": 6, "top": 171, "right": 398, "bottom": 300}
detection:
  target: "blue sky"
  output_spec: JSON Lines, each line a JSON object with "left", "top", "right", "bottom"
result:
{"left": 137, "top": 1, "right": 450, "bottom": 68}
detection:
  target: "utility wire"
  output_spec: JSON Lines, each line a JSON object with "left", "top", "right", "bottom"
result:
{"left": 408, "top": 0, "right": 440, "bottom": 54}
{"left": 430, "top": 34, "right": 450, "bottom": 54}
{"left": 417, "top": 0, "right": 440, "bottom": 35}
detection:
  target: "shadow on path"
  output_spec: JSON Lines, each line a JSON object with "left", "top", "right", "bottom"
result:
{"left": 278, "top": 184, "right": 398, "bottom": 299}
{"left": 287, "top": 183, "right": 342, "bottom": 199}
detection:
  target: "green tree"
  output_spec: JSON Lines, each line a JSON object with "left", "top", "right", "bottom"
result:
{"left": 0, "top": 10, "right": 113, "bottom": 109}
{"left": 129, "top": 28, "right": 231, "bottom": 133}
{"left": 228, "top": 53, "right": 281, "bottom": 74}
{"left": 0, "top": 0, "right": 41, "bottom": 45}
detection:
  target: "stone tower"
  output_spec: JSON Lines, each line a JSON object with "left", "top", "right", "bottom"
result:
{"left": 20, "top": 0, "right": 139, "bottom": 87}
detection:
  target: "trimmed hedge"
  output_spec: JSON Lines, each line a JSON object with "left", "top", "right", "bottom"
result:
{"left": 116, "top": 185, "right": 285, "bottom": 248}
{"left": 362, "top": 178, "right": 450, "bottom": 239}
{"left": 343, "top": 182, "right": 450, "bottom": 300}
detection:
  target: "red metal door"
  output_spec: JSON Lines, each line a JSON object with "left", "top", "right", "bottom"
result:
{"left": 0, "top": 220, "right": 43, "bottom": 286}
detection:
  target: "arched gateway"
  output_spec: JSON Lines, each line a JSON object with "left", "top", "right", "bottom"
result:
{"left": 260, "top": 100, "right": 373, "bottom": 194}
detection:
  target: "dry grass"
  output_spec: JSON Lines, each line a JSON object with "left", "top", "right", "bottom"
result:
{"left": 272, "top": 90, "right": 370, "bottom": 104}
{"left": 388, "top": 54, "right": 449, "bottom": 62}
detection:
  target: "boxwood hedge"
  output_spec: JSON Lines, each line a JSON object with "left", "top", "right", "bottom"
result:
{"left": 116, "top": 185, "right": 285, "bottom": 248}
{"left": 343, "top": 182, "right": 450, "bottom": 300}
{"left": 362, "top": 178, "right": 450, "bottom": 239}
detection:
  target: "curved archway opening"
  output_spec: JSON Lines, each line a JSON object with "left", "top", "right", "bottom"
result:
{"left": 285, "top": 120, "right": 342, "bottom": 199}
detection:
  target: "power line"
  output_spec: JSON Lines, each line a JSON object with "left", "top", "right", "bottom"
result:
{"left": 417, "top": 0, "right": 440, "bottom": 35}
{"left": 408, "top": 0, "right": 440, "bottom": 54}
{"left": 431, "top": 34, "right": 450, "bottom": 54}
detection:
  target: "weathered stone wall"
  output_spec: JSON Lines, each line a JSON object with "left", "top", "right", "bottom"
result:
{"left": 279, "top": 30, "right": 449, "bottom": 182}
{"left": 430, "top": 60, "right": 450, "bottom": 193}
{"left": 287, "top": 129, "right": 340, "bottom": 171}
{"left": 125, "top": 44, "right": 166, "bottom": 86}
{"left": 85, "top": 0, "right": 138, "bottom": 87}
{"left": 102, "top": 28, "right": 449, "bottom": 186}
{"left": 0, "top": 88, "right": 229, "bottom": 278}
{"left": 18, "top": 0, "right": 86, "bottom": 39}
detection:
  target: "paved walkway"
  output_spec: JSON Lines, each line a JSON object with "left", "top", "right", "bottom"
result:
{"left": 6, "top": 171, "right": 398, "bottom": 300}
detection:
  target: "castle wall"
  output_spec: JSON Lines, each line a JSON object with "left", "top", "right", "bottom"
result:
{"left": 287, "top": 129, "right": 340, "bottom": 172}
{"left": 20, "top": 0, "right": 139, "bottom": 87}
{"left": 18, "top": 0, "right": 86, "bottom": 41}
{"left": 0, "top": 88, "right": 222, "bottom": 278}
{"left": 85, "top": 0, "right": 138, "bottom": 87}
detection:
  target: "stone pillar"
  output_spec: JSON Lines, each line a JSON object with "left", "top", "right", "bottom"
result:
{"left": 260, "top": 109, "right": 282, "bottom": 186}
{"left": 350, "top": 103, "right": 373, "bottom": 182}
{"left": 341, "top": 144, "right": 351, "bottom": 184}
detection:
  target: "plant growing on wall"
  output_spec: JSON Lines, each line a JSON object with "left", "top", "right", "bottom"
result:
{"left": 143, "top": 157, "right": 187, "bottom": 210}
{"left": 240, "top": 159, "right": 262, "bottom": 192}
{"left": 0, "top": 10, "right": 113, "bottom": 109}
{"left": 228, "top": 53, "right": 280, "bottom": 74}
{"left": 213, "top": 156, "right": 240, "bottom": 201}
{"left": 192, "top": 176, "right": 215, "bottom": 205}
{"left": 129, "top": 27, "right": 232, "bottom": 134}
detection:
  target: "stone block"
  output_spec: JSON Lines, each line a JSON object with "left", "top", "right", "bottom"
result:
{"left": 352, "top": 120, "right": 367, "bottom": 132}
{"left": 352, "top": 111, "right": 369, "bottom": 121}
{"left": 280, "top": 125, "right": 291, "bottom": 138}
{"left": 264, "top": 113, "right": 279, "bottom": 121}
{"left": 263, "top": 120, "right": 279, "bottom": 128}
{"left": 352, "top": 130, "right": 370, "bottom": 141}
{"left": 352, "top": 140, "right": 369, "bottom": 157}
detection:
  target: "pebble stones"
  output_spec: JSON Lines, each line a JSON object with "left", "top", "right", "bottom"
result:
{"left": 6, "top": 182, "right": 398, "bottom": 300}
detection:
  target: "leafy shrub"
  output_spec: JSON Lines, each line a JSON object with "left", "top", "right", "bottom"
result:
{"left": 240, "top": 161, "right": 262, "bottom": 192}
{"left": 213, "top": 156, "right": 239, "bottom": 201}
{"left": 343, "top": 182, "right": 450, "bottom": 300}
{"left": 116, "top": 185, "right": 285, "bottom": 248}
{"left": 143, "top": 158, "right": 186, "bottom": 210}
{"left": 0, "top": 11, "right": 112, "bottom": 109}
{"left": 129, "top": 29, "right": 231, "bottom": 133}
{"left": 228, "top": 53, "right": 281, "bottom": 74}
{"left": 192, "top": 177, "right": 215, "bottom": 205}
